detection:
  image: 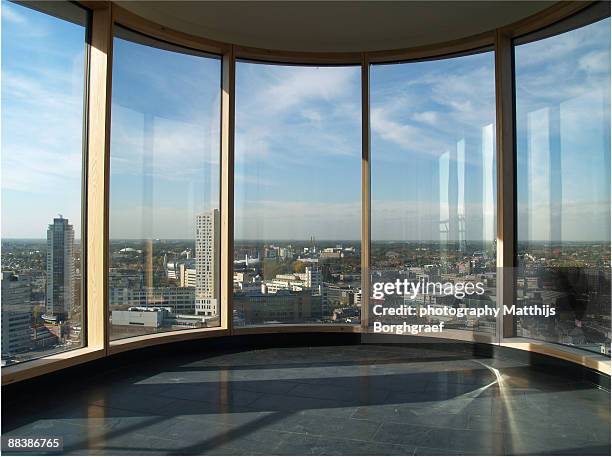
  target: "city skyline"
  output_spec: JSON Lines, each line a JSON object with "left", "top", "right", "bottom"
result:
{"left": 2, "top": 214, "right": 83, "bottom": 364}
{"left": 2, "top": 207, "right": 610, "bottom": 361}
{"left": 4, "top": 236, "right": 612, "bottom": 243}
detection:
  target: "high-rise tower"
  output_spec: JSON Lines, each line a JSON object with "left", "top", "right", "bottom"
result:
{"left": 195, "top": 209, "right": 220, "bottom": 317}
{"left": 46, "top": 216, "right": 75, "bottom": 322}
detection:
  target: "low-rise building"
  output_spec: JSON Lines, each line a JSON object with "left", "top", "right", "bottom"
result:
{"left": 234, "top": 290, "right": 316, "bottom": 325}
{"left": 264, "top": 267, "right": 321, "bottom": 294}
{"left": 112, "top": 307, "right": 169, "bottom": 327}
{"left": 111, "top": 307, "right": 210, "bottom": 329}
{"left": 110, "top": 287, "right": 196, "bottom": 314}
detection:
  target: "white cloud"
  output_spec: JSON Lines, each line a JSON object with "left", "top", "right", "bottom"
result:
{"left": 370, "top": 55, "right": 496, "bottom": 165}
{"left": 411, "top": 111, "right": 438, "bottom": 125}
{"left": 515, "top": 18, "right": 610, "bottom": 108}
{"left": 371, "top": 105, "right": 447, "bottom": 158}
{"left": 301, "top": 108, "right": 323, "bottom": 123}
{"left": 235, "top": 64, "right": 361, "bottom": 164}
{"left": 579, "top": 50, "right": 610, "bottom": 75}
{"left": 109, "top": 103, "right": 221, "bottom": 182}
{"left": 2, "top": 68, "right": 84, "bottom": 194}
{"left": 261, "top": 66, "right": 355, "bottom": 113}
{"left": 2, "top": 4, "right": 26, "bottom": 24}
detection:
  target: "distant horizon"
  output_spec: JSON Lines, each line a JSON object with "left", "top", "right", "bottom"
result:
{"left": 2, "top": 238, "right": 610, "bottom": 244}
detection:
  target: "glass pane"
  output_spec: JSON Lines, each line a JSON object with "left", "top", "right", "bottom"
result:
{"left": 109, "top": 27, "right": 221, "bottom": 341}
{"left": 515, "top": 17, "right": 611, "bottom": 355}
{"left": 234, "top": 62, "right": 362, "bottom": 326}
{"left": 370, "top": 52, "right": 497, "bottom": 335}
{"left": 1, "top": 2, "right": 87, "bottom": 366}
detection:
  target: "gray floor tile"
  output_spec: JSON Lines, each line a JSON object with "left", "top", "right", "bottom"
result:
{"left": 3, "top": 344, "right": 609, "bottom": 456}
{"left": 265, "top": 412, "right": 382, "bottom": 441}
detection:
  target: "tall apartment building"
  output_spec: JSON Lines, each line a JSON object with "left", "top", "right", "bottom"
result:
{"left": 1, "top": 272, "right": 32, "bottom": 358}
{"left": 195, "top": 209, "right": 220, "bottom": 317}
{"left": 46, "top": 216, "right": 75, "bottom": 322}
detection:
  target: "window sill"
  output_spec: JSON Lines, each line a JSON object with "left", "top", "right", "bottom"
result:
{"left": 500, "top": 337, "right": 611, "bottom": 376}
{"left": 108, "top": 326, "right": 229, "bottom": 355}
{"left": 232, "top": 323, "right": 361, "bottom": 335}
{"left": 3, "top": 327, "right": 608, "bottom": 386}
{"left": 2, "top": 346, "right": 105, "bottom": 386}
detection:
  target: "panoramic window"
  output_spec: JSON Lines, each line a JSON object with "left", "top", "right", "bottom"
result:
{"left": 109, "top": 28, "right": 221, "bottom": 340}
{"left": 370, "top": 52, "right": 497, "bottom": 334}
{"left": 1, "top": 2, "right": 88, "bottom": 365}
{"left": 515, "top": 17, "right": 611, "bottom": 355}
{"left": 233, "top": 62, "right": 362, "bottom": 326}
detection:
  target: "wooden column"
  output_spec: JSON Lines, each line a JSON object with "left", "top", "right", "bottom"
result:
{"left": 221, "top": 46, "right": 236, "bottom": 333}
{"left": 86, "top": 3, "right": 113, "bottom": 352}
{"left": 361, "top": 53, "right": 371, "bottom": 332}
{"left": 494, "top": 29, "right": 516, "bottom": 340}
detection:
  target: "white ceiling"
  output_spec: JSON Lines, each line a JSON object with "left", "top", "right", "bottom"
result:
{"left": 116, "top": 1, "right": 556, "bottom": 52}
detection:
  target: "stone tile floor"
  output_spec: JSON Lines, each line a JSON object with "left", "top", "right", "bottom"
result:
{"left": 2, "top": 344, "right": 610, "bottom": 455}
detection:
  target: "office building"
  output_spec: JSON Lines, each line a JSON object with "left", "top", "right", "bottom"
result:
{"left": 264, "top": 267, "right": 321, "bottom": 294}
{"left": 109, "top": 287, "right": 197, "bottom": 314}
{"left": 234, "top": 290, "right": 315, "bottom": 324}
{"left": 1, "top": 272, "right": 32, "bottom": 358}
{"left": 45, "top": 216, "right": 75, "bottom": 322}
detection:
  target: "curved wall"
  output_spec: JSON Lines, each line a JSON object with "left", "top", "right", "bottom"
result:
{"left": 1, "top": 1, "right": 610, "bottom": 384}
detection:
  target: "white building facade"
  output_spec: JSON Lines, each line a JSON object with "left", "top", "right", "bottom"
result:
{"left": 195, "top": 209, "right": 220, "bottom": 317}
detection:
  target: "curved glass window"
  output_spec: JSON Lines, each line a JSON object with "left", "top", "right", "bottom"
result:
{"left": 1, "top": 2, "right": 88, "bottom": 365}
{"left": 515, "top": 17, "right": 611, "bottom": 355}
{"left": 233, "top": 62, "right": 362, "bottom": 327}
{"left": 370, "top": 52, "right": 497, "bottom": 334}
{"left": 108, "top": 28, "right": 221, "bottom": 340}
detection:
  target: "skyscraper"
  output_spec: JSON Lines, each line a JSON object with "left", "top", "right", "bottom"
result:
{"left": 195, "top": 209, "right": 220, "bottom": 317}
{"left": 46, "top": 216, "right": 75, "bottom": 322}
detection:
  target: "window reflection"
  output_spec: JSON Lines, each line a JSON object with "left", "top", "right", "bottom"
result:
{"left": 515, "top": 17, "right": 611, "bottom": 355}
{"left": 108, "top": 28, "right": 221, "bottom": 340}
{"left": 370, "top": 52, "right": 497, "bottom": 334}
{"left": 233, "top": 62, "right": 362, "bottom": 326}
{"left": 1, "top": 2, "right": 88, "bottom": 366}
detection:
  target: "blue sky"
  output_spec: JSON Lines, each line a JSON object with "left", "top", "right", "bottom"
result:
{"left": 2, "top": 2, "right": 610, "bottom": 242}
{"left": 109, "top": 30, "right": 221, "bottom": 240}
{"left": 2, "top": 1, "right": 86, "bottom": 238}
{"left": 234, "top": 62, "right": 361, "bottom": 241}
{"left": 515, "top": 17, "right": 611, "bottom": 243}
{"left": 371, "top": 52, "right": 496, "bottom": 242}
